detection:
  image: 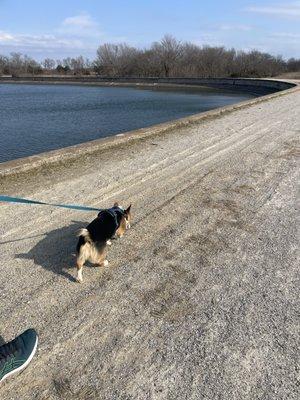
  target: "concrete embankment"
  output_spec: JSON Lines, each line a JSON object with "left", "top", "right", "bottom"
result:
{"left": 0, "top": 81, "right": 299, "bottom": 399}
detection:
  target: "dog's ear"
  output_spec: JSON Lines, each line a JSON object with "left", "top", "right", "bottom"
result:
{"left": 125, "top": 204, "right": 132, "bottom": 214}
{"left": 114, "top": 202, "right": 119, "bottom": 207}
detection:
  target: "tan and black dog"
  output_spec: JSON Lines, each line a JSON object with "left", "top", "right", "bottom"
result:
{"left": 76, "top": 202, "right": 131, "bottom": 283}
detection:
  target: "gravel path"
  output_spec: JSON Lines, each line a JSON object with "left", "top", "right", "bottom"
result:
{"left": 0, "top": 88, "right": 299, "bottom": 399}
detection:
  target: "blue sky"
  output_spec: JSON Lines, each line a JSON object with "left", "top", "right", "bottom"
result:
{"left": 0, "top": 0, "right": 299, "bottom": 60}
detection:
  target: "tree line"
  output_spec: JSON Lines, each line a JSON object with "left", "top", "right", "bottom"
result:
{"left": 1, "top": 35, "right": 299, "bottom": 78}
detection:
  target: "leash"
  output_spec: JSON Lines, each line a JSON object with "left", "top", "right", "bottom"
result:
{"left": 0, "top": 195, "right": 102, "bottom": 212}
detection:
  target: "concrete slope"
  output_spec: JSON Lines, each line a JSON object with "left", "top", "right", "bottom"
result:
{"left": 0, "top": 88, "right": 299, "bottom": 400}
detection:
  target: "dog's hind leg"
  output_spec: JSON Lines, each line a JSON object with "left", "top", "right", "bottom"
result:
{"left": 76, "top": 257, "right": 84, "bottom": 283}
{"left": 97, "top": 247, "right": 108, "bottom": 267}
{"left": 97, "top": 256, "right": 109, "bottom": 267}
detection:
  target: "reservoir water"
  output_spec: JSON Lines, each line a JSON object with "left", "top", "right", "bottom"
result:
{"left": 0, "top": 83, "right": 255, "bottom": 163}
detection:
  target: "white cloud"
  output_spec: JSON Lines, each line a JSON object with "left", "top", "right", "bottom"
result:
{"left": 188, "top": 25, "right": 300, "bottom": 58}
{"left": 0, "top": 32, "right": 14, "bottom": 41}
{"left": 245, "top": 2, "right": 300, "bottom": 18}
{"left": 242, "top": 32, "right": 300, "bottom": 57}
{"left": 58, "top": 12, "right": 101, "bottom": 37}
{"left": 218, "top": 24, "right": 252, "bottom": 32}
{"left": 62, "top": 13, "right": 97, "bottom": 29}
{"left": 271, "top": 32, "right": 300, "bottom": 38}
{"left": 0, "top": 31, "right": 85, "bottom": 50}
{"left": 0, "top": 12, "right": 127, "bottom": 60}
{"left": 191, "top": 32, "right": 221, "bottom": 46}
{"left": 267, "top": 32, "right": 300, "bottom": 53}
{"left": 0, "top": 12, "right": 101, "bottom": 54}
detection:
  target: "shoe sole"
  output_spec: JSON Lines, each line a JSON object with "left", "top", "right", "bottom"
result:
{"left": 0, "top": 334, "right": 38, "bottom": 384}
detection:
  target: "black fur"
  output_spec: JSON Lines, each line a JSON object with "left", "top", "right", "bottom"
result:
{"left": 76, "top": 207, "right": 124, "bottom": 252}
{"left": 76, "top": 235, "right": 86, "bottom": 254}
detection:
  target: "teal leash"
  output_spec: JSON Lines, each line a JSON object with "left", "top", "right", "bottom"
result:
{"left": 0, "top": 195, "right": 102, "bottom": 212}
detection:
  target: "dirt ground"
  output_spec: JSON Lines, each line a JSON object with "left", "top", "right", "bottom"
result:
{"left": 276, "top": 72, "right": 300, "bottom": 80}
{"left": 0, "top": 87, "right": 299, "bottom": 399}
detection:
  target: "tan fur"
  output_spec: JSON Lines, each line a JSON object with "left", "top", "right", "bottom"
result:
{"left": 76, "top": 242, "right": 107, "bottom": 283}
{"left": 116, "top": 217, "right": 127, "bottom": 238}
{"left": 76, "top": 228, "right": 91, "bottom": 242}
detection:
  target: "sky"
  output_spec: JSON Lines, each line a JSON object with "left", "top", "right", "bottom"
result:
{"left": 0, "top": 0, "right": 299, "bottom": 61}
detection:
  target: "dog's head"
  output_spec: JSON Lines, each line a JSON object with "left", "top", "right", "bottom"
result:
{"left": 124, "top": 204, "right": 132, "bottom": 229}
{"left": 114, "top": 202, "right": 132, "bottom": 231}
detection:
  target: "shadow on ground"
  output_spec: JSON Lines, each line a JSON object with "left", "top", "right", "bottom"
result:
{"left": 16, "top": 220, "right": 88, "bottom": 282}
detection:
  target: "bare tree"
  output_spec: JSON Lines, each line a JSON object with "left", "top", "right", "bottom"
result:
{"left": 9, "top": 52, "right": 24, "bottom": 76}
{"left": 287, "top": 58, "right": 300, "bottom": 71}
{"left": 42, "top": 58, "right": 56, "bottom": 70}
{"left": 94, "top": 43, "right": 119, "bottom": 75}
{"left": 151, "top": 35, "right": 182, "bottom": 77}
{"left": 94, "top": 43, "right": 140, "bottom": 76}
{"left": 62, "top": 57, "right": 72, "bottom": 69}
{"left": 0, "top": 55, "right": 9, "bottom": 75}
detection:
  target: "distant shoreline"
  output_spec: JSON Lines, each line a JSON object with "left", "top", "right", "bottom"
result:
{"left": 0, "top": 76, "right": 296, "bottom": 95}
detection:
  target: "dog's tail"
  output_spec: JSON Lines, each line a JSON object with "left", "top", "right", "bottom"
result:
{"left": 77, "top": 228, "right": 92, "bottom": 243}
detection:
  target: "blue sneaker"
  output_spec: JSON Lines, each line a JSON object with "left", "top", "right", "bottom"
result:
{"left": 0, "top": 329, "right": 38, "bottom": 383}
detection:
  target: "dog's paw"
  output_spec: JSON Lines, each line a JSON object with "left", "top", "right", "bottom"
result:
{"left": 76, "top": 270, "right": 83, "bottom": 283}
{"left": 103, "top": 259, "right": 109, "bottom": 267}
{"left": 106, "top": 240, "right": 112, "bottom": 246}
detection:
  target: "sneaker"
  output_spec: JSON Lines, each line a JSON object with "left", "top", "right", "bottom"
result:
{"left": 0, "top": 328, "right": 38, "bottom": 383}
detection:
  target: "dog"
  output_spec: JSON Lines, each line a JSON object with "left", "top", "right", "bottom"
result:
{"left": 75, "top": 202, "right": 131, "bottom": 283}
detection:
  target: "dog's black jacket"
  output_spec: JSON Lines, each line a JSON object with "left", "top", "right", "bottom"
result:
{"left": 76, "top": 207, "right": 124, "bottom": 252}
